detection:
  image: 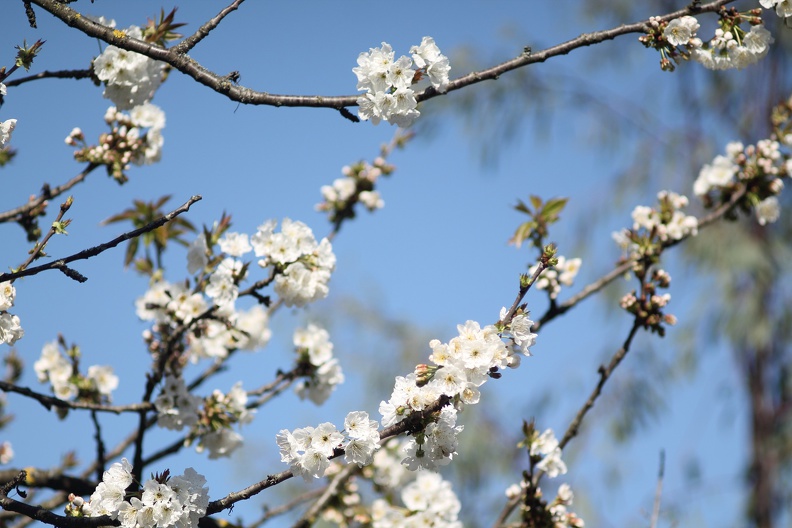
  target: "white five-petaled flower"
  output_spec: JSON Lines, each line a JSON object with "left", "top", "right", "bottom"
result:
{"left": 664, "top": 16, "right": 699, "bottom": 46}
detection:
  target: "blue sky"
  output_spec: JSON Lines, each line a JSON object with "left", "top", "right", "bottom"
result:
{"left": 0, "top": 2, "right": 757, "bottom": 527}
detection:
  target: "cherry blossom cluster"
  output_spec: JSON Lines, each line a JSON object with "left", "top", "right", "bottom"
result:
{"left": 528, "top": 256, "right": 583, "bottom": 300}
{"left": 293, "top": 324, "right": 345, "bottom": 405}
{"left": 632, "top": 191, "right": 698, "bottom": 241}
{"left": 185, "top": 221, "right": 335, "bottom": 312}
{"left": 612, "top": 190, "right": 698, "bottom": 261}
{"left": 137, "top": 279, "right": 271, "bottom": 363}
{"left": 505, "top": 425, "right": 584, "bottom": 526}
{"left": 67, "top": 103, "right": 165, "bottom": 183}
{"left": 0, "top": 282, "right": 23, "bottom": 346}
{"left": 154, "top": 374, "right": 254, "bottom": 459}
{"left": 155, "top": 374, "right": 202, "bottom": 431}
{"left": 33, "top": 339, "right": 118, "bottom": 402}
{"left": 92, "top": 23, "right": 166, "bottom": 110}
{"left": 371, "top": 471, "right": 462, "bottom": 528}
{"left": 354, "top": 37, "right": 450, "bottom": 127}
{"left": 67, "top": 458, "right": 209, "bottom": 528}
{"left": 374, "top": 313, "right": 537, "bottom": 471}
{"left": 505, "top": 481, "right": 584, "bottom": 528}
{"left": 547, "top": 484, "right": 585, "bottom": 528}
{"left": 760, "top": 0, "right": 792, "bottom": 18}
{"left": 193, "top": 382, "right": 253, "bottom": 459}
{"left": 316, "top": 157, "right": 394, "bottom": 224}
{"left": 694, "top": 135, "right": 790, "bottom": 225}
{"left": 249, "top": 219, "right": 336, "bottom": 307}
{"left": 641, "top": 11, "right": 773, "bottom": 71}
{"left": 620, "top": 268, "right": 677, "bottom": 336}
{"left": 529, "top": 428, "right": 567, "bottom": 479}
{"left": 689, "top": 22, "right": 773, "bottom": 70}
{"left": 276, "top": 411, "right": 380, "bottom": 482}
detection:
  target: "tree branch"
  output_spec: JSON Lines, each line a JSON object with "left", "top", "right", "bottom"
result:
{"left": 492, "top": 319, "right": 643, "bottom": 527}
{"left": 26, "top": 0, "right": 733, "bottom": 110}
{"left": 4, "top": 69, "right": 92, "bottom": 88}
{"left": 0, "top": 380, "right": 153, "bottom": 414}
{"left": 0, "top": 195, "right": 202, "bottom": 283}
{"left": 534, "top": 183, "right": 749, "bottom": 330}
{"left": 0, "top": 163, "right": 99, "bottom": 225}
{"left": 0, "top": 472, "right": 117, "bottom": 528}
{"left": 171, "top": 0, "right": 246, "bottom": 55}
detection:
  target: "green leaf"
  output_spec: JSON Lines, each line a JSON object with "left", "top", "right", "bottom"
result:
{"left": 541, "top": 197, "right": 569, "bottom": 219}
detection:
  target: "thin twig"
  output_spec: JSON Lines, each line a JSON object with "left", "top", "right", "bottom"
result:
{"left": 13, "top": 197, "right": 72, "bottom": 279}
{"left": 493, "top": 319, "right": 642, "bottom": 528}
{"left": 556, "top": 319, "right": 642, "bottom": 453}
{"left": 171, "top": 0, "right": 245, "bottom": 55}
{"left": 0, "top": 380, "right": 153, "bottom": 414}
{"left": 0, "top": 163, "right": 99, "bottom": 225}
{"left": 89, "top": 411, "right": 106, "bottom": 484}
{"left": 0, "top": 195, "right": 202, "bottom": 282}
{"left": 4, "top": 69, "right": 91, "bottom": 87}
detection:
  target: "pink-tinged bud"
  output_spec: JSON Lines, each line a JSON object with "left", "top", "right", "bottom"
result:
{"left": 664, "top": 313, "right": 678, "bottom": 325}
{"left": 414, "top": 364, "right": 438, "bottom": 386}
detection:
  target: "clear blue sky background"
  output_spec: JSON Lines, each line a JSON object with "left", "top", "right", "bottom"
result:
{"left": 0, "top": 2, "right": 755, "bottom": 527}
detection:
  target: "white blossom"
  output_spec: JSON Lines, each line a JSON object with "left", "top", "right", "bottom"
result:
{"left": 93, "top": 27, "right": 165, "bottom": 110}
{"left": 756, "top": 196, "right": 780, "bottom": 225}
{"left": 664, "top": 16, "right": 699, "bottom": 46}
{"left": 0, "top": 119, "right": 17, "bottom": 147}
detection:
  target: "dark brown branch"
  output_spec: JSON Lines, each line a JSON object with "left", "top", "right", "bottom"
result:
{"left": 492, "top": 320, "right": 642, "bottom": 527}
{"left": 0, "top": 469, "right": 93, "bottom": 496}
{"left": 0, "top": 195, "right": 202, "bottom": 283}
{"left": 556, "top": 319, "right": 643, "bottom": 453}
{"left": 89, "top": 411, "right": 106, "bottom": 484}
{"left": 0, "top": 380, "right": 153, "bottom": 414}
{"left": 4, "top": 69, "right": 91, "bottom": 88}
{"left": 14, "top": 197, "right": 72, "bottom": 278}
{"left": 27, "top": 0, "right": 733, "bottom": 110}
{"left": 0, "top": 471, "right": 117, "bottom": 528}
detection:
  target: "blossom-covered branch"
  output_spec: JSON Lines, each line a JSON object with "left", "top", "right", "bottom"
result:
{"left": 26, "top": 0, "right": 734, "bottom": 110}
{"left": 534, "top": 181, "right": 749, "bottom": 331}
